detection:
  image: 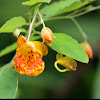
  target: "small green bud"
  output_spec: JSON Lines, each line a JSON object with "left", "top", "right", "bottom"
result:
{"left": 13, "top": 29, "right": 21, "bottom": 38}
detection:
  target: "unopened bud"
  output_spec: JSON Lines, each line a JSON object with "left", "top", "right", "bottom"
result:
{"left": 41, "top": 27, "right": 55, "bottom": 44}
{"left": 80, "top": 42, "right": 93, "bottom": 59}
{"left": 13, "top": 29, "right": 21, "bottom": 38}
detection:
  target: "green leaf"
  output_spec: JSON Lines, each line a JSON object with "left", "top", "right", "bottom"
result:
{"left": 54, "top": 0, "right": 95, "bottom": 16}
{"left": 0, "top": 67, "right": 18, "bottom": 99}
{"left": 22, "top": 0, "right": 51, "bottom": 6}
{"left": 0, "top": 42, "right": 17, "bottom": 57}
{"left": 40, "top": 0, "right": 77, "bottom": 19}
{"left": 40, "top": 0, "right": 95, "bottom": 19}
{"left": 19, "top": 28, "right": 27, "bottom": 33}
{"left": 51, "top": 33, "right": 89, "bottom": 63}
{"left": 30, "top": 35, "right": 41, "bottom": 41}
{"left": 0, "top": 16, "right": 26, "bottom": 33}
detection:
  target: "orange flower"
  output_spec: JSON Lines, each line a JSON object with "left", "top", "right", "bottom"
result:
{"left": 14, "top": 35, "right": 48, "bottom": 76}
{"left": 41, "top": 27, "right": 55, "bottom": 46}
{"left": 54, "top": 53, "right": 77, "bottom": 72}
{"left": 80, "top": 42, "right": 93, "bottom": 59}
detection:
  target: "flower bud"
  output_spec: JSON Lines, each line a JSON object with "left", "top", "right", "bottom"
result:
{"left": 41, "top": 27, "right": 55, "bottom": 44}
{"left": 80, "top": 42, "right": 93, "bottom": 59}
{"left": 13, "top": 29, "right": 21, "bottom": 38}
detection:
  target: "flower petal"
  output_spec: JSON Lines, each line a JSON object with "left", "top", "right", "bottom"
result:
{"left": 28, "top": 57, "right": 45, "bottom": 76}
{"left": 17, "top": 35, "right": 27, "bottom": 47}
{"left": 14, "top": 56, "right": 45, "bottom": 76}
{"left": 33, "top": 41, "right": 48, "bottom": 57}
{"left": 16, "top": 41, "right": 48, "bottom": 60}
{"left": 16, "top": 44, "right": 36, "bottom": 61}
{"left": 54, "top": 56, "right": 77, "bottom": 72}
{"left": 14, "top": 56, "right": 27, "bottom": 75}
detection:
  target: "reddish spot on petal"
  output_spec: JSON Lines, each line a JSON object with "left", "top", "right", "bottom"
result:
{"left": 29, "top": 56, "right": 30, "bottom": 58}
{"left": 31, "top": 50, "right": 33, "bottom": 53}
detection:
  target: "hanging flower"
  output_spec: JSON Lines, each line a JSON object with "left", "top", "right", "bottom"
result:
{"left": 14, "top": 35, "right": 48, "bottom": 76}
{"left": 80, "top": 42, "right": 93, "bottom": 59}
{"left": 54, "top": 53, "right": 77, "bottom": 72}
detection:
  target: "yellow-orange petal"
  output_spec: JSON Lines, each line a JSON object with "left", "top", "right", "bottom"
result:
{"left": 16, "top": 44, "right": 35, "bottom": 61}
{"left": 27, "top": 57, "right": 45, "bottom": 76}
{"left": 14, "top": 56, "right": 27, "bottom": 75}
{"left": 80, "top": 42, "right": 93, "bottom": 59}
{"left": 33, "top": 41, "right": 48, "bottom": 58}
{"left": 54, "top": 56, "right": 77, "bottom": 72}
{"left": 28, "top": 41, "right": 36, "bottom": 52}
{"left": 16, "top": 41, "right": 47, "bottom": 61}
{"left": 41, "top": 27, "right": 55, "bottom": 44}
{"left": 17, "top": 35, "right": 27, "bottom": 47}
{"left": 14, "top": 56, "right": 45, "bottom": 76}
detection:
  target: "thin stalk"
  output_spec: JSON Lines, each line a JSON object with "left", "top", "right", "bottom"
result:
{"left": 72, "top": 5, "right": 100, "bottom": 18}
{"left": 67, "top": 5, "right": 92, "bottom": 17}
{"left": 71, "top": 17, "right": 87, "bottom": 41}
{"left": 35, "top": 6, "right": 100, "bottom": 28}
{"left": 35, "top": 16, "right": 71, "bottom": 28}
{"left": 38, "top": 11, "right": 46, "bottom": 28}
{"left": 27, "top": 11, "right": 37, "bottom": 42}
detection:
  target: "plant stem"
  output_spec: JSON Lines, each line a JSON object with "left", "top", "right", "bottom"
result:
{"left": 35, "top": 5, "right": 100, "bottom": 28}
{"left": 27, "top": 11, "right": 37, "bottom": 42}
{"left": 35, "top": 16, "right": 71, "bottom": 28}
{"left": 38, "top": 11, "right": 46, "bottom": 28}
{"left": 67, "top": 5, "right": 92, "bottom": 17}
{"left": 72, "top": 5, "right": 100, "bottom": 18}
{"left": 71, "top": 17, "right": 87, "bottom": 41}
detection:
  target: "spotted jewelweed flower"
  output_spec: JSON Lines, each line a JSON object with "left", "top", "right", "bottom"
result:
{"left": 14, "top": 35, "right": 48, "bottom": 76}
{"left": 54, "top": 53, "right": 77, "bottom": 72}
{"left": 41, "top": 27, "right": 55, "bottom": 46}
{"left": 80, "top": 42, "right": 93, "bottom": 59}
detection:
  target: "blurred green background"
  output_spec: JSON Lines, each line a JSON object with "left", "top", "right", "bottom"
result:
{"left": 0, "top": 0, "right": 100, "bottom": 99}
